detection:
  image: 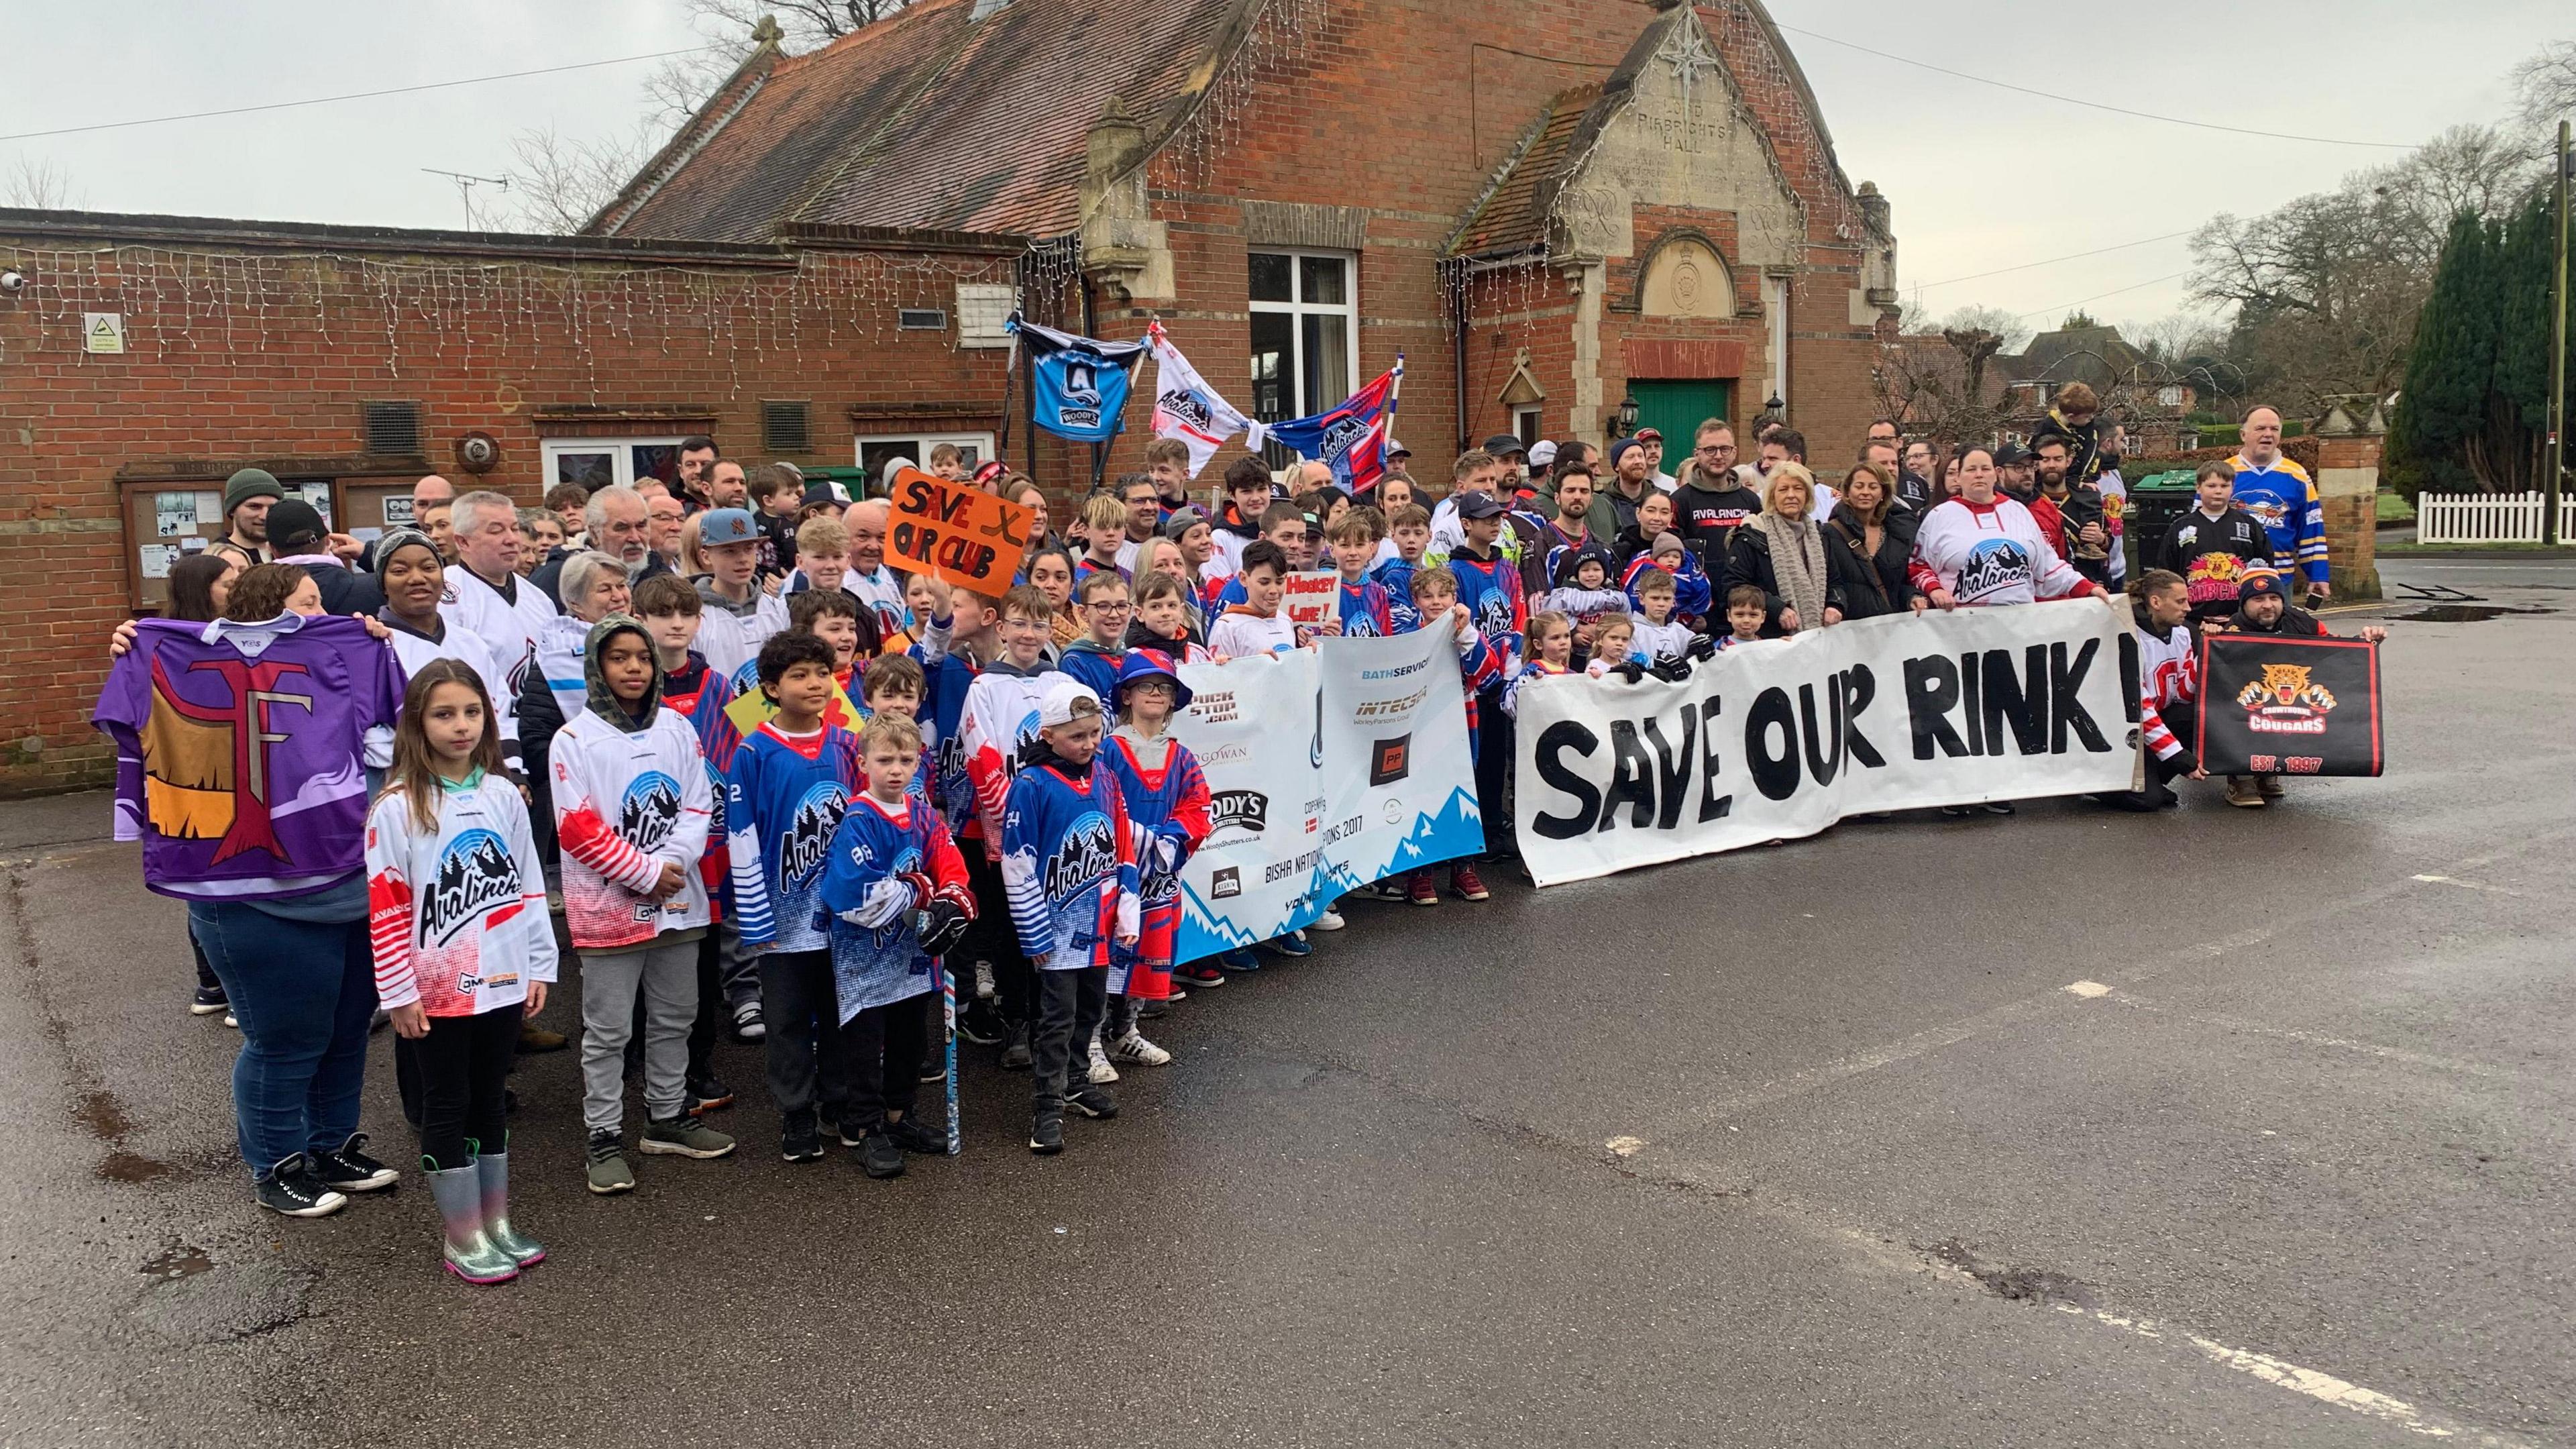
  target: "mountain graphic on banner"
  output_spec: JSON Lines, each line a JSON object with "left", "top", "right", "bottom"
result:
{"left": 1383, "top": 786, "right": 1484, "bottom": 876}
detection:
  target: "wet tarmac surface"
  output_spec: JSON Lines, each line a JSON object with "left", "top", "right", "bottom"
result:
{"left": 3, "top": 557, "right": 2571, "bottom": 1447}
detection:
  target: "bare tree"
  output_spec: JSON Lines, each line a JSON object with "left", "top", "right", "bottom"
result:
{"left": 1936, "top": 304, "right": 2031, "bottom": 355}
{"left": 1874, "top": 328, "right": 2009, "bottom": 450}
{"left": 2512, "top": 40, "right": 2576, "bottom": 137}
{"left": 504, "top": 127, "right": 653, "bottom": 234}
{"left": 2, "top": 156, "right": 82, "bottom": 210}
{"left": 645, "top": 0, "right": 915, "bottom": 126}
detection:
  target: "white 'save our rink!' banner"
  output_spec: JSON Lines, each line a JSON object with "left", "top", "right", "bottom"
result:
{"left": 1168, "top": 625, "right": 1485, "bottom": 961}
{"left": 1512, "top": 600, "right": 2140, "bottom": 888}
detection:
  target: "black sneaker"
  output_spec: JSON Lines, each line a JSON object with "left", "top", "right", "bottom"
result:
{"left": 256, "top": 1155, "right": 349, "bottom": 1218}
{"left": 782, "top": 1114, "right": 824, "bottom": 1163}
{"left": 885, "top": 1116, "right": 944, "bottom": 1155}
{"left": 857, "top": 1128, "right": 905, "bottom": 1179}
{"left": 1001, "top": 1023, "right": 1032, "bottom": 1071}
{"left": 1982, "top": 800, "right": 2017, "bottom": 816}
{"left": 1029, "top": 1114, "right": 1065, "bottom": 1155}
{"left": 837, "top": 1115, "right": 874, "bottom": 1150}
{"left": 311, "top": 1133, "right": 398, "bottom": 1192}
{"left": 957, "top": 1000, "right": 1006, "bottom": 1046}
{"left": 1138, "top": 996, "right": 1172, "bottom": 1018}
{"left": 686, "top": 1076, "right": 735, "bottom": 1115}
{"left": 1065, "top": 1083, "right": 1120, "bottom": 1120}
{"left": 919, "top": 1057, "right": 948, "bottom": 1085}
{"left": 189, "top": 985, "right": 228, "bottom": 1016}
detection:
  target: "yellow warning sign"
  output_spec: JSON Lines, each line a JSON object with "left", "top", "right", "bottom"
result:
{"left": 83, "top": 312, "right": 125, "bottom": 355}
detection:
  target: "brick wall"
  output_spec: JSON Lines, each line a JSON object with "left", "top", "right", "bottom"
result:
{"left": 0, "top": 227, "right": 1016, "bottom": 792}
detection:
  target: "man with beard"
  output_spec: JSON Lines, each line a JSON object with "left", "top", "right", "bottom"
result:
{"left": 675, "top": 435, "right": 718, "bottom": 511}
{"left": 2031, "top": 434, "right": 2112, "bottom": 587}
{"left": 1669, "top": 420, "right": 1766, "bottom": 587}
{"left": 209, "top": 468, "right": 284, "bottom": 566}
{"left": 532, "top": 484, "right": 670, "bottom": 606}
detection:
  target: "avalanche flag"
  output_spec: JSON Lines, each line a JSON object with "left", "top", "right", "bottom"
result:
{"left": 1263, "top": 358, "right": 1402, "bottom": 493}
{"left": 1146, "top": 322, "right": 1258, "bottom": 476}
{"left": 1008, "top": 313, "right": 1146, "bottom": 444}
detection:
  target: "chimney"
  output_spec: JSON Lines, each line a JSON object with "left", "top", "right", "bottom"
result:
{"left": 969, "top": 0, "right": 1010, "bottom": 19}
{"left": 1855, "top": 180, "right": 1891, "bottom": 237}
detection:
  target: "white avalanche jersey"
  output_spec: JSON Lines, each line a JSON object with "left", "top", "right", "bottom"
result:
{"left": 1908, "top": 497, "right": 2087, "bottom": 607}
{"left": 549, "top": 707, "right": 716, "bottom": 951}
{"left": 366, "top": 773, "right": 557, "bottom": 1016}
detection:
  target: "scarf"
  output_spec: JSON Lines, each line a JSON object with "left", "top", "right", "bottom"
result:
{"left": 1753, "top": 512, "right": 1827, "bottom": 629}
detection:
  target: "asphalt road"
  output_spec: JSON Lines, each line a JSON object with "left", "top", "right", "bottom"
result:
{"left": 3, "top": 560, "right": 2569, "bottom": 1447}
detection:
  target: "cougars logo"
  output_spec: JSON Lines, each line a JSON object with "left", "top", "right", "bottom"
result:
{"left": 2237, "top": 663, "right": 2337, "bottom": 735}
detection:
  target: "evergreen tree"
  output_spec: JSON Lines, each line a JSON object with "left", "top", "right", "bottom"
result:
{"left": 2390, "top": 195, "right": 2574, "bottom": 496}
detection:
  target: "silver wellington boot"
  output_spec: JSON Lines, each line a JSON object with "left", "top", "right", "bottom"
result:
{"left": 473, "top": 1142, "right": 545, "bottom": 1267}
{"left": 425, "top": 1160, "right": 520, "bottom": 1285}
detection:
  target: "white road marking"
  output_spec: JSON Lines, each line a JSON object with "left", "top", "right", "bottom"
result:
{"left": 2100, "top": 988, "right": 2532, "bottom": 1086}
{"left": 2412, "top": 873, "right": 2526, "bottom": 898}
{"left": 1605, "top": 1135, "right": 1646, "bottom": 1157}
{"left": 2063, "top": 980, "right": 2111, "bottom": 998}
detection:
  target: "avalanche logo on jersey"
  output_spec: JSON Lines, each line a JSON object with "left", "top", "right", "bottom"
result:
{"left": 1041, "top": 810, "right": 1118, "bottom": 907}
{"left": 777, "top": 782, "right": 849, "bottom": 892}
{"left": 421, "top": 827, "right": 523, "bottom": 947}
{"left": 620, "top": 771, "right": 683, "bottom": 852}
{"left": 1014, "top": 708, "right": 1044, "bottom": 758}
{"left": 729, "top": 658, "right": 763, "bottom": 699}
{"left": 1474, "top": 592, "right": 1516, "bottom": 643}
{"left": 1954, "top": 539, "right": 2032, "bottom": 603}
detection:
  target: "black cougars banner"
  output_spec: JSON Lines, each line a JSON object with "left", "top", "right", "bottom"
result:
{"left": 2194, "top": 634, "right": 2383, "bottom": 777}
{"left": 1512, "top": 602, "right": 2137, "bottom": 887}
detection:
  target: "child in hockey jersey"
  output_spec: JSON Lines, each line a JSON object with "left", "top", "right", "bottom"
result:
{"left": 549, "top": 617, "right": 734, "bottom": 1195}
{"left": 366, "top": 659, "right": 556, "bottom": 1285}
{"left": 727, "top": 631, "right": 867, "bottom": 1163}
{"left": 1056, "top": 570, "right": 1132, "bottom": 698}
{"left": 817, "top": 712, "right": 975, "bottom": 1177}
{"left": 1395, "top": 566, "right": 1497, "bottom": 908}
{"left": 1327, "top": 512, "right": 1396, "bottom": 637}
{"left": 912, "top": 584, "right": 1009, "bottom": 1045}
{"left": 1540, "top": 553, "right": 1629, "bottom": 653}
{"left": 1624, "top": 533, "right": 1712, "bottom": 629}
{"left": 1124, "top": 572, "right": 1214, "bottom": 661}
{"left": 1093, "top": 650, "right": 1210, "bottom": 1082}
{"left": 633, "top": 574, "right": 746, "bottom": 1117}
{"left": 1502, "top": 611, "right": 1576, "bottom": 718}
{"left": 1374, "top": 502, "right": 1434, "bottom": 633}
{"left": 959, "top": 584, "right": 1064, "bottom": 1063}
{"left": 1074, "top": 494, "right": 1132, "bottom": 587}
{"left": 857, "top": 653, "right": 936, "bottom": 798}
{"left": 1001, "top": 679, "right": 1139, "bottom": 1155}
{"left": 1205, "top": 539, "right": 1307, "bottom": 658}
{"left": 1628, "top": 569, "right": 1697, "bottom": 666}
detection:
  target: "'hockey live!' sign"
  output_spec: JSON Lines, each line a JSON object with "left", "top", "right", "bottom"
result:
{"left": 1511, "top": 600, "right": 2138, "bottom": 887}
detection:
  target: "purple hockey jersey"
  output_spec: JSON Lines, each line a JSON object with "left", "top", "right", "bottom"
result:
{"left": 95, "top": 614, "right": 408, "bottom": 900}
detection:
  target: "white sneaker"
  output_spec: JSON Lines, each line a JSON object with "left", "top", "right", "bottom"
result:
{"left": 972, "top": 959, "right": 997, "bottom": 1001}
{"left": 1086, "top": 1031, "right": 1119, "bottom": 1084}
{"left": 1110, "top": 1029, "right": 1172, "bottom": 1067}
{"left": 1309, "top": 908, "right": 1346, "bottom": 932}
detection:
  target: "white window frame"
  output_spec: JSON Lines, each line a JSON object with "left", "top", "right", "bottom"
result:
{"left": 854, "top": 431, "right": 1000, "bottom": 482}
{"left": 1513, "top": 405, "right": 1544, "bottom": 447}
{"left": 541, "top": 435, "right": 686, "bottom": 492}
{"left": 1248, "top": 249, "right": 1361, "bottom": 423}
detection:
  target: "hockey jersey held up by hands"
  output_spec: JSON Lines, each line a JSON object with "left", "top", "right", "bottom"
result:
{"left": 1907, "top": 497, "right": 2092, "bottom": 608}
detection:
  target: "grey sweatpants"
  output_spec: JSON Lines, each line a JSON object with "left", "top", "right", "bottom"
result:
{"left": 580, "top": 936, "right": 698, "bottom": 1134}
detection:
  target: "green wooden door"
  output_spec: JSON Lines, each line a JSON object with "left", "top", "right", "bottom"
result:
{"left": 1629, "top": 379, "right": 1731, "bottom": 448}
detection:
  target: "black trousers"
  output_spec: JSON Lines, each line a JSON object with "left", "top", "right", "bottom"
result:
{"left": 759, "top": 949, "right": 851, "bottom": 1124}
{"left": 188, "top": 927, "right": 220, "bottom": 993}
{"left": 686, "top": 929, "right": 724, "bottom": 1084}
{"left": 961, "top": 849, "right": 1036, "bottom": 1026}
{"left": 839, "top": 992, "right": 932, "bottom": 1130}
{"left": 1030, "top": 965, "right": 1108, "bottom": 1116}
{"left": 415, "top": 1003, "right": 524, "bottom": 1171}
{"left": 2100, "top": 700, "right": 2201, "bottom": 811}
{"left": 1473, "top": 686, "right": 1516, "bottom": 858}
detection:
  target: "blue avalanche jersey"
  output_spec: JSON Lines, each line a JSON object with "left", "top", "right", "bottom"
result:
{"left": 723, "top": 722, "right": 863, "bottom": 953}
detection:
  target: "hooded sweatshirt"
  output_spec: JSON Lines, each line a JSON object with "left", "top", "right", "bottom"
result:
{"left": 548, "top": 617, "right": 716, "bottom": 951}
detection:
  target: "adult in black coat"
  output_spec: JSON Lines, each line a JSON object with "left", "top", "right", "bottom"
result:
{"left": 1725, "top": 463, "right": 1836, "bottom": 637}
{"left": 1818, "top": 464, "right": 1923, "bottom": 620}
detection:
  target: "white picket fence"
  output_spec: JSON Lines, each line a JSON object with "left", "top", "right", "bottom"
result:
{"left": 2414, "top": 491, "right": 2576, "bottom": 545}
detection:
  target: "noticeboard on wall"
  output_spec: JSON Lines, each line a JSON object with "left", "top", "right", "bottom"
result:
{"left": 117, "top": 474, "right": 419, "bottom": 611}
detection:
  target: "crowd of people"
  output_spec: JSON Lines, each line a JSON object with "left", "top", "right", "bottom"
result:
{"left": 97, "top": 396, "right": 2386, "bottom": 1285}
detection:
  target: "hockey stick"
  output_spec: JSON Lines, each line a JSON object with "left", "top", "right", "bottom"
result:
{"left": 942, "top": 960, "right": 961, "bottom": 1155}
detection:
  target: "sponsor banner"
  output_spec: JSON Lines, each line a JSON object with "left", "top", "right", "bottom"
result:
{"left": 1171, "top": 625, "right": 1483, "bottom": 960}
{"left": 1513, "top": 601, "right": 2137, "bottom": 888}
{"left": 886, "top": 466, "right": 1037, "bottom": 594}
{"left": 2195, "top": 634, "right": 2382, "bottom": 776}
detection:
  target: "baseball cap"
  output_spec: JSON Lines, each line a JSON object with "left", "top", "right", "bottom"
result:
{"left": 1114, "top": 648, "right": 1193, "bottom": 711}
{"left": 1994, "top": 441, "right": 2033, "bottom": 465}
{"left": 1385, "top": 438, "right": 1411, "bottom": 460}
{"left": 698, "top": 508, "right": 760, "bottom": 547}
{"left": 1454, "top": 492, "right": 1507, "bottom": 521}
{"left": 1483, "top": 434, "right": 1527, "bottom": 458}
{"left": 1635, "top": 427, "right": 1664, "bottom": 443}
{"left": 1162, "top": 506, "right": 1210, "bottom": 541}
{"left": 1527, "top": 439, "right": 1558, "bottom": 469}
{"left": 972, "top": 460, "right": 1008, "bottom": 486}
{"left": 1038, "top": 676, "right": 1104, "bottom": 728}
{"left": 799, "top": 483, "right": 846, "bottom": 513}
{"left": 266, "top": 499, "right": 329, "bottom": 551}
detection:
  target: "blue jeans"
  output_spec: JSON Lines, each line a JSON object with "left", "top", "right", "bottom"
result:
{"left": 189, "top": 900, "right": 376, "bottom": 1181}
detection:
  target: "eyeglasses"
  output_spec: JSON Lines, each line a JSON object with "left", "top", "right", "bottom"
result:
{"left": 1697, "top": 443, "right": 1735, "bottom": 455}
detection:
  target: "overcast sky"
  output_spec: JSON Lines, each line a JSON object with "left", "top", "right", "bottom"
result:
{"left": 2, "top": 1, "right": 2565, "bottom": 336}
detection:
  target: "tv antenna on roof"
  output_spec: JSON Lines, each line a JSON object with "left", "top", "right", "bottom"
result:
{"left": 422, "top": 168, "right": 509, "bottom": 231}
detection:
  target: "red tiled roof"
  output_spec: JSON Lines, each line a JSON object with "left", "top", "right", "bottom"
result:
{"left": 605, "top": 0, "right": 1242, "bottom": 242}
{"left": 1446, "top": 85, "right": 1601, "bottom": 258}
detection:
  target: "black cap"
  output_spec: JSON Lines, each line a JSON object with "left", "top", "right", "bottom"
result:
{"left": 266, "top": 498, "right": 329, "bottom": 551}
{"left": 1483, "top": 434, "right": 1528, "bottom": 458}
{"left": 1994, "top": 441, "right": 2033, "bottom": 465}
{"left": 1454, "top": 492, "right": 1508, "bottom": 521}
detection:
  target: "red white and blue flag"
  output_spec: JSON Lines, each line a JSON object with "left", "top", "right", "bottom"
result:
{"left": 1263, "top": 357, "right": 1403, "bottom": 493}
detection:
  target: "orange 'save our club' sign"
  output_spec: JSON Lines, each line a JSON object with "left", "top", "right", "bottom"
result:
{"left": 886, "top": 466, "right": 1037, "bottom": 593}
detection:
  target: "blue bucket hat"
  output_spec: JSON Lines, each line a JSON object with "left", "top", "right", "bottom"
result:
{"left": 1114, "top": 647, "right": 1193, "bottom": 711}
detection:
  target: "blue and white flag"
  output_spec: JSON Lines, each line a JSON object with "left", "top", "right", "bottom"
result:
{"left": 1008, "top": 313, "right": 1146, "bottom": 444}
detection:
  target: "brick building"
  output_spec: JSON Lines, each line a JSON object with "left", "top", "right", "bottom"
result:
{"left": 0, "top": 0, "right": 1893, "bottom": 792}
